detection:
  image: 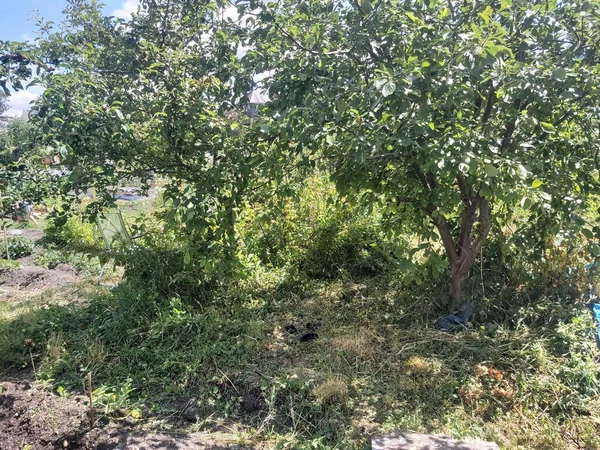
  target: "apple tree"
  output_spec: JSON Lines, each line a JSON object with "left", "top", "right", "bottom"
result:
{"left": 245, "top": 0, "right": 600, "bottom": 307}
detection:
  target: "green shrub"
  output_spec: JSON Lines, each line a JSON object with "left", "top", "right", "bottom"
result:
{"left": 239, "top": 175, "right": 396, "bottom": 278}
{"left": 120, "top": 244, "right": 218, "bottom": 305}
{"left": 298, "top": 216, "right": 395, "bottom": 278}
{"left": 44, "top": 214, "right": 98, "bottom": 251}
{"left": 0, "top": 259, "right": 20, "bottom": 270}
{"left": 35, "top": 249, "right": 102, "bottom": 275}
{"left": 6, "top": 236, "right": 35, "bottom": 258}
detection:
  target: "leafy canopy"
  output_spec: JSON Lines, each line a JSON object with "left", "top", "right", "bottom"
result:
{"left": 31, "top": 0, "right": 600, "bottom": 304}
{"left": 244, "top": 0, "right": 600, "bottom": 304}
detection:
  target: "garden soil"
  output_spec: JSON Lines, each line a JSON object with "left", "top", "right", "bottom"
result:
{"left": 0, "top": 380, "right": 251, "bottom": 449}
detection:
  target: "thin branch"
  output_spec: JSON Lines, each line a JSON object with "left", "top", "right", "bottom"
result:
{"left": 470, "top": 199, "right": 491, "bottom": 257}
{"left": 456, "top": 174, "right": 472, "bottom": 206}
{"left": 432, "top": 213, "right": 460, "bottom": 266}
{"left": 446, "top": 0, "right": 456, "bottom": 20}
{"left": 480, "top": 85, "right": 496, "bottom": 124}
{"left": 412, "top": 163, "right": 431, "bottom": 190}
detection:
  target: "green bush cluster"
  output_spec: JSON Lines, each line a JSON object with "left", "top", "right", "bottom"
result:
{"left": 239, "top": 176, "right": 396, "bottom": 280}
{"left": 44, "top": 214, "right": 99, "bottom": 252}
{"left": 35, "top": 249, "right": 102, "bottom": 275}
{"left": 6, "top": 235, "right": 34, "bottom": 258}
{"left": 120, "top": 245, "right": 219, "bottom": 304}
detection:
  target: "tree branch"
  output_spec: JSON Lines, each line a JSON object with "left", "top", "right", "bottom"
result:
{"left": 471, "top": 198, "right": 491, "bottom": 256}
{"left": 432, "top": 212, "right": 459, "bottom": 267}
{"left": 480, "top": 84, "right": 496, "bottom": 124}
{"left": 456, "top": 174, "right": 472, "bottom": 206}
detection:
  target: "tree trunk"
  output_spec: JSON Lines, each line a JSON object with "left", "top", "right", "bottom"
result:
{"left": 431, "top": 194, "right": 491, "bottom": 312}
{"left": 449, "top": 265, "right": 469, "bottom": 311}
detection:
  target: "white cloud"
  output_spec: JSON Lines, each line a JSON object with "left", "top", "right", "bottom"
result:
{"left": 112, "top": 0, "right": 141, "bottom": 20}
{"left": 5, "top": 90, "right": 42, "bottom": 117}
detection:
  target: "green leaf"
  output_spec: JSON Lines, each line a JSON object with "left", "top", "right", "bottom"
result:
{"left": 521, "top": 196, "right": 532, "bottom": 209}
{"left": 184, "top": 250, "right": 191, "bottom": 265}
{"left": 428, "top": 122, "right": 435, "bottom": 130}
{"left": 382, "top": 80, "right": 396, "bottom": 97}
{"left": 485, "top": 164, "right": 499, "bottom": 177}
{"left": 540, "top": 122, "right": 555, "bottom": 133}
{"left": 115, "top": 109, "right": 124, "bottom": 121}
{"left": 591, "top": 244, "right": 600, "bottom": 257}
{"left": 479, "top": 6, "right": 493, "bottom": 24}
{"left": 581, "top": 228, "right": 594, "bottom": 239}
{"left": 531, "top": 179, "right": 543, "bottom": 188}
{"left": 553, "top": 67, "right": 566, "bottom": 80}
{"left": 405, "top": 11, "right": 419, "bottom": 23}
{"left": 360, "top": 0, "right": 373, "bottom": 14}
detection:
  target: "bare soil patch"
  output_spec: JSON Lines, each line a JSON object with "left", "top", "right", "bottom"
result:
{"left": 0, "top": 264, "right": 79, "bottom": 295}
{"left": 0, "top": 380, "right": 88, "bottom": 450}
{"left": 0, "top": 380, "right": 253, "bottom": 449}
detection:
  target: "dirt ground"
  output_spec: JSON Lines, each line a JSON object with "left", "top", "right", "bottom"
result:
{"left": 0, "top": 264, "right": 79, "bottom": 295}
{"left": 0, "top": 229, "right": 80, "bottom": 300}
{"left": 0, "top": 379, "right": 251, "bottom": 450}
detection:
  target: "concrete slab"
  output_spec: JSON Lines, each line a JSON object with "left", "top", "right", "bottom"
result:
{"left": 371, "top": 432, "right": 500, "bottom": 450}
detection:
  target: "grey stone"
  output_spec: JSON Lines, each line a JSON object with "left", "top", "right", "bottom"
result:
{"left": 371, "top": 432, "right": 500, "bottom": 450}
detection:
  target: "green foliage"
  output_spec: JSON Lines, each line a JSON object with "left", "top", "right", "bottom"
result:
{"left": 121, "top": 245, "right": 219, "bottom": 305}
{"left": 0, "top": 40, "right": 42, "bottom": 93}
{"left": 31, "top": 0, "right": 600, "bottom": 307}
{"left": 0, "top": 118, "right": 36, "bottom": 165}
{"left": 0, "top": 258, "right": 20, "bottom": 270}
{"left": 1, "top": 256, "right": 599, "bottom": 448}
{"left": 0, "top": 92, "right": 7, "bottom": 115}
{"left": 6, "top": 236, "right": 34, "bottom": 258}
{"left": 44, "top": 214, "right": 98, "bottom": 252}
{"left": 0, "top": 117, "right": 62, "bottom": 224}
{"left": 35, "top": 249, "right": 101, "bottom": 276}
{"left": 247, "top": 0, "right": 600, "bottom": 306}
{"left": 240, "top": 176, "right": 397, "bottom": 279}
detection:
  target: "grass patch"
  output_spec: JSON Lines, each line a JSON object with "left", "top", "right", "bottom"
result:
{"left": 1, "top": 273, "right": 599, "bottom": 448}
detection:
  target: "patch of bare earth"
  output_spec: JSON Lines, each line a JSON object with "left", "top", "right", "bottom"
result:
{"left": 0, "top": 264, "right": 79, "bottom": 297}
{"left": 0, "top": 380, "right": 254, "bottom": 449}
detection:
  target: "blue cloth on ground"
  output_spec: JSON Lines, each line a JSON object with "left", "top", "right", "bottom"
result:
{"left": 438, "top": 300, "right": 474, "bottom": 331}
{"left": 591, "top": 303, "right": 600, "bottom": 351}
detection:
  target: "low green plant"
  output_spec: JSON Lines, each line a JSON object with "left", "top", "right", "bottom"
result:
{"left": 6, "top": 236, "right": 34, "bottom": 258}
{"left": 0, "top": 259, "right": 20, "bottom": 270}
{"left": 35, "top": 249, "right": 102, "bottom": 275}
{"left": 44, "top": 214, "right": 98, "bottom": 252}
{"left": 239, "top": 175, "right": 398, "bottom": 280}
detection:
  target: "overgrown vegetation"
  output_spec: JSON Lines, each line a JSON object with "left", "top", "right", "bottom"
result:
{"left": 1, "top": 180, "right": 599, "bottom": 448}
{"left": 1, "top": 0, "right": 600, "bottom": 448}
{"left": 6, "top": 235, "right": 34, "bottom": 258}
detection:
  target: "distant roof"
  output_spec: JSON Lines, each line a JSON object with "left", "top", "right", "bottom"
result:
{"left": 247, "top": 90, "right": 270, "bottom": 104}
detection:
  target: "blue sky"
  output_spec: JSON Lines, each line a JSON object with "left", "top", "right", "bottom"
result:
{"left": 3, "top": 0, "right": 140, "bottom": 115}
